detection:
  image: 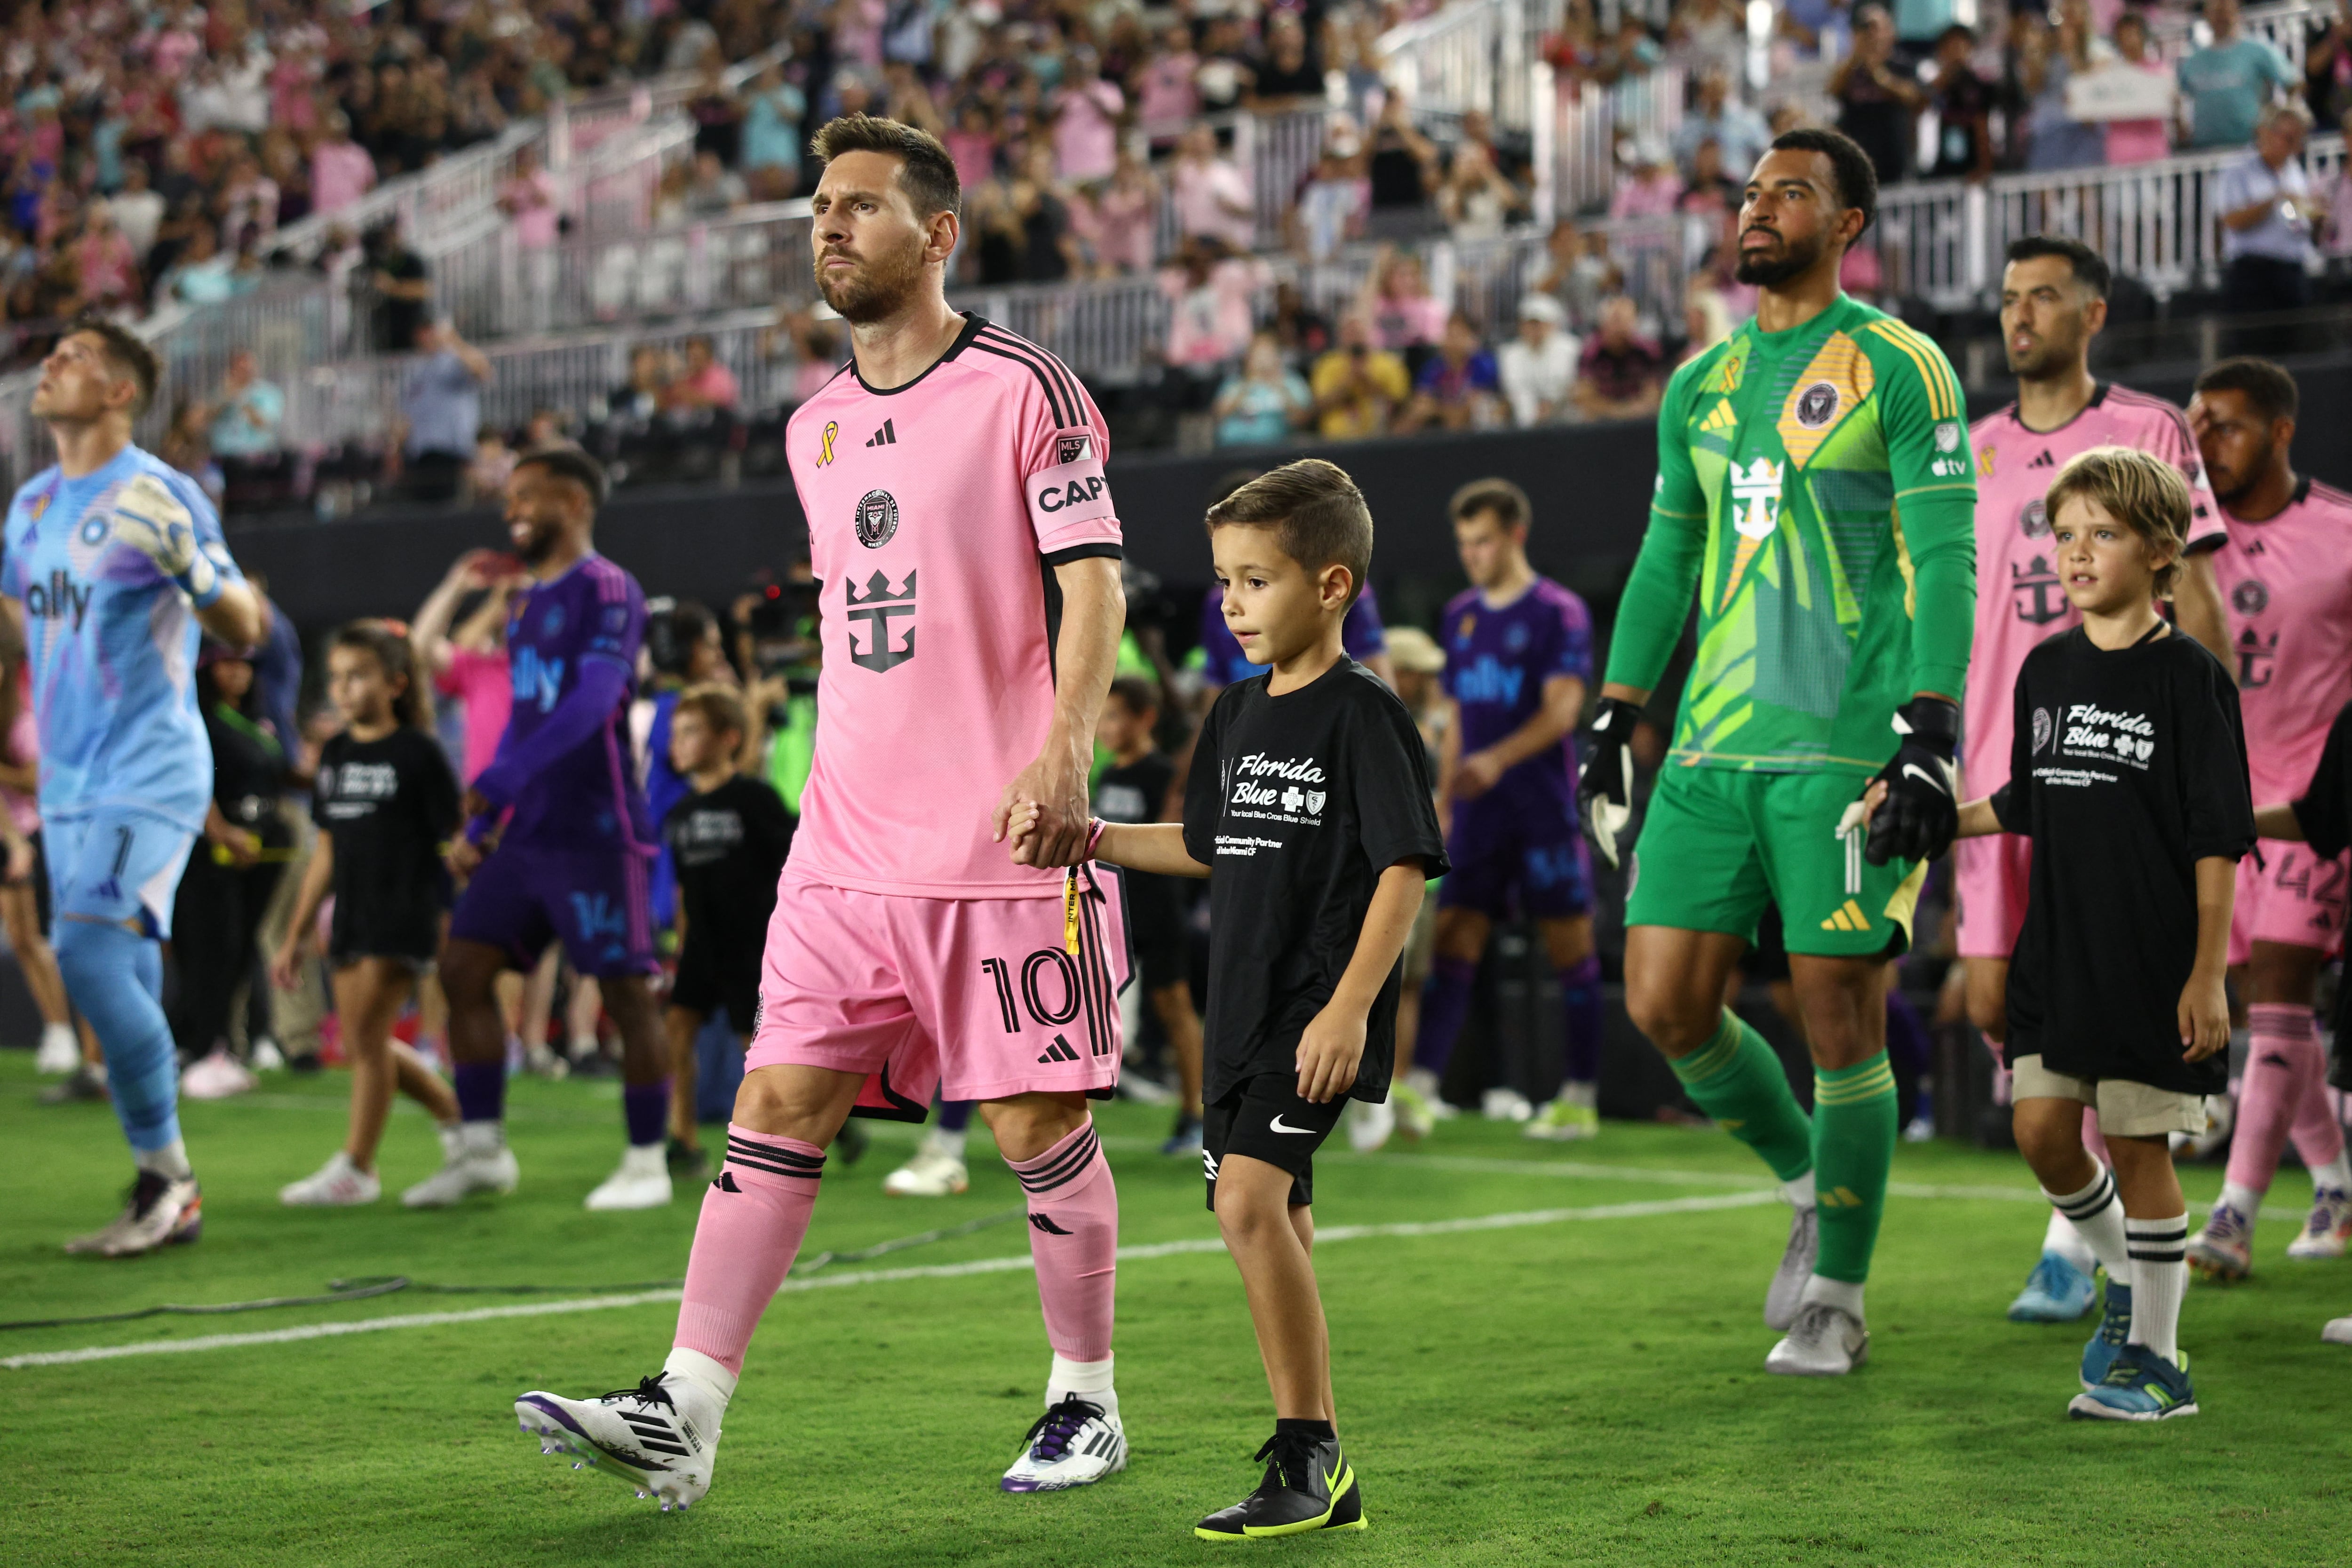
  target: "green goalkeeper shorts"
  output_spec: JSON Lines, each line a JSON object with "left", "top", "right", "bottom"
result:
{"left": 1624, "top": 765, "right": 1928, "bottom": 958}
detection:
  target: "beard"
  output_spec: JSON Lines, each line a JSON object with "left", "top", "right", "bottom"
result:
{"left": 513, "top": 516, "right": 562, "bottom": 566}
{"left": 1733, "top": 227, "right": 1826, "bottom": 287}
{"left": 2208, "top": 442, "right": 2272, "bottom": 507}
{"left": 816, "top": 235, "right": 929, "bottom": 324}
{"left": 2005, "top": 328, "right": 2082, "bottom": 382}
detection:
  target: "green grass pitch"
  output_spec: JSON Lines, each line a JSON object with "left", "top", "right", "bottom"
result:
{"left": 4, "top": 1053, "right": 2348, "bottom": 1567}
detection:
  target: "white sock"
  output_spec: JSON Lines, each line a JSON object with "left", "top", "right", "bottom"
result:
{"left": 662, "top": 1346, "right": 739, "bottom": 1407}
{"left": 461, "top": 1120, "right": 507, "bottom": 1156}
{"left": 1561, "top": 1080, "right": 1597, "bottom": 1109}
{"left": 2216, "top": 1181, "right": 2262, "bottom": 1219}
{"left": 625, "top": 1142, "right": 666, "bottom": 1168}
{"left": 1047, "top": 1352, "right": 1116, "bottom": 1416}
{"left": 40, "top": 1020, "right": 75, "bottom": 1051}
{"left": 2310, "top": 1154, "right": 2352, "bottom": 1195}
{"left": 135, "top": 1139, "right": 193, "bottom": 1180}
{"left": 2125, "top": 1213, "right": 2190, "bottom": 1364}
{"left": 1782, "top": 1169, "right": 1817, "bottom": 1209}
{"left": 2041, "top": 1162, "right": 2129, "bottom": 1277}
{"left": 2042, "top": 1207, "right": 2097, "bottom": 1272}
{"left": 932, "top": 1127, "right": 968, "bottom": 1162}
{"left": 1799, "top": 1274, "right": 1863, "bottom": 1319}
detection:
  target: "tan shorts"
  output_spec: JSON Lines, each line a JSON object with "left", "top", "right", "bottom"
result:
{"left": 2010, "top": 1054, "right": 2208, "bottom": 1138}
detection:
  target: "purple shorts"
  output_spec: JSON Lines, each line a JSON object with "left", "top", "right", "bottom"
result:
{"left": 1439, "top": 789, "right": 1592, "bottom": 921}
{"left": 447, "top": 841, "right": 659, "bottom": 978}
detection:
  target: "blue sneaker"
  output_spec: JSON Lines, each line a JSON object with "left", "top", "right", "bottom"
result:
{"left": 1161, "top": 1115, "right": 1203, "bottom": 1158}
{"left": 2080, "top": 1281, "right": 2132, "bottom": 1392}
{"left": 2067, "top": 1343, "right": 2197, "bottom": 1421}
{"left": 2008, "top": 1251, "right": 2098, "bottom": 1322}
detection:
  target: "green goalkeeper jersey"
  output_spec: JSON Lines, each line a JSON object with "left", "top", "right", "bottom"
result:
{"left": 1605, "top": 294, "right": 1978, "bottom": 776}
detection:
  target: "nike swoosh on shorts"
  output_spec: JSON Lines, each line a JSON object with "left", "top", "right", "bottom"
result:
{"left": 1268, "top": 1115, "right": 1315, "bottom": 1134}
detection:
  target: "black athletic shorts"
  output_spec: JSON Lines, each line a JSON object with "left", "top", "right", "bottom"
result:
{"left": 327, "top": 902, "right": 441, "bottom": 969}
{"left": 1203, "top": 1071, "right": 1350, "bottom": 1213}
{"left": 671, "top": 939, "right": 762, "bottom": 1034}
{"left": 1126, "top": 873, "right": 1188, "bottom": 990}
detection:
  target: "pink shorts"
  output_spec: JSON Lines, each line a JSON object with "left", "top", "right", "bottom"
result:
{"left": 747, "top": 865, "right": 1129, "bottom": 1114}
{"left": 1955, "top": 832, "right": 2033, "bottom": 960}
{"left": 2229, "top": 838, "right": 2349, "bottom": 966}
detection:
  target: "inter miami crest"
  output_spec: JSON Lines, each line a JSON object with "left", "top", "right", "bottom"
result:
{"left": 855, "top": 488, "right": 899, "bottom": 549}
{"left": 2020, "top": 498, "right": 2050, "bottom": 538}
{"left": 1795, "top": 382, "right": 1839, "bottom": 429}
{"left": 2231, "top": 580, "right": 2269, "bottom": 617}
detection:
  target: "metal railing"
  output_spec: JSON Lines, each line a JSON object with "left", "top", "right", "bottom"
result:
{"left": 1381, "top": 0, "right": 1562, "bottom": 132}
{"left": 1874, "top": 133, "right": 2347, "bottom": 307}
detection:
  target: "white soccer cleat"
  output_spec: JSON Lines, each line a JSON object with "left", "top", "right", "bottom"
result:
{"left": 585, "top": 1145, "right": 674, "bottom": 1210}
{"left": 1481, "top": 1088, "right": 1534, "bottom": 1122}
{"left": 1345, "top": 1096, "right": 1396, "bottom": 1153}
{"left": 1000, "top": 1397, "right": 1128, "bottom": 1492}
{"left": 1765, "top": 1204, "right": 1819, "bottom": 1331}
{"left": 65, "top": 1171, "right": 203, "bottom": 1257}
{"left": 249, "top": 1037, "right": 286, "bottom": 1071}
{"left": 882, "top": 1145, "right": 970, "bottom": 1197}
{"left": 2322, "top": 1316, "right": 2352, "bottom": 1345}
{"left": 1764, "top": 1302, "right": 1869, "bottom": 1377}
{"left": 2288, "top": 1187, "right": 2352, "bottom": 1260}
{"left": 34, "top": 1022, "right": 79, "bottom": 1075}
{"left": 180, "top": 1047, "right": 257, "bottom": 1100}
{"left": 516, "top": 1373, "right": 724, "bottom": 1510}
{"left": 280, "top": 1151, "right": 381, "bottom": 1207}
{"left": 401, "top": 1131, "right": 519, "bottom": 1208}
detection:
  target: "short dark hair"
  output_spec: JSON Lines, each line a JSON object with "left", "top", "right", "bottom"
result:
{"left": 514, "top": 445, "right": 608, "bottom": 505}
{"left": 1204, "top": 458, "right": 1374, "bottom": 604}
{"left": 67, "top": 315, "right": 160, "bottom": 418}
{"left": 2195, "top": 356, "right": 2298, "bottom": 424}
{"left": 2005, "top": 234, "right": 2111, "bottom": 298}
{"left": 1450, "top": 477, "right": 1532, "bottom": 531}
{"left": 1936, "top": 22, "right": 1977, "bottom": 46}
{"left": 328, "top": 620, "right": 425, "bottom": 729}
{"left": 810, "top": 113, "right": 961, "bottom": 218}
{"left": 1766, "top": 127, "right": 1877, "bottom": 239}
{"left": 1106, "top": 675, "right": 1160, "bottom": 719}
{"left": 674, "top": 682, "right": 748, "bottom": 741}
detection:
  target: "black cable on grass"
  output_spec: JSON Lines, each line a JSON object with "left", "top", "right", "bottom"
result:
{"left": 0, "top": 1207, "right": 1027, "bottom": 1332}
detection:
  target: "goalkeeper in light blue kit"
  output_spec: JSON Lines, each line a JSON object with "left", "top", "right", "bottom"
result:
{"left": 1, "top": 320, "right": 268, "bottom": 1256}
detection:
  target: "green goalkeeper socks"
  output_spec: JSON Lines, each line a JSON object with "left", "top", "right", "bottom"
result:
{"left": 1668, "top": 1013, "right": 1814, "bottom": 1184}
{"left": 1812, "top": 1051, "right": 1898, "bottom": 1284}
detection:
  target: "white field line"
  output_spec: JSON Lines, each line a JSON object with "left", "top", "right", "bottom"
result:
{"left": 2, "top": 1190, "right": 1780, "bottom": 1371}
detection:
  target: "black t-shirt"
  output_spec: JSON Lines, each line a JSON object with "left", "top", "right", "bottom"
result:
{"left": 1836, "top": 73, "right": 1913, "bottom": 186}
{"left": 1181, "top": 660, "right": 1448, "bottom": 1105}
{"left": 312, "top": 727, "right": 461, "bottom": 939}
{"left": 1929, "top": 66, "right": 1994, "bottom": 177}
{"left": 1095, "top": 750, "right": 1184, "bottom": 950}
{"left": 1993, "top": 629, "right": 2253, "bottom": 1092}
{"left": 207, "top": 703, "right": 286, "bottom": 811}
{"left": 664, "top": 774, "right": 796, "bottom": 956}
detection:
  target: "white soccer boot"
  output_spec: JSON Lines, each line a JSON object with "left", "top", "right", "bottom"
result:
{"left": 65, "top": 1170, "right": 203, "bottom": 1257}
{"left": 1765, "top": 1302, "right": 1869, "bottom": 1376}
{"left": 1346, "top": 1096, "right": 1397, "bottom": 1153}
{"left": 882, "top": 1140, "right": 970, "bottom": 1197}
{"left": 402, "top": 1124, "right": 519, "bottom": 1207}
{"left": 1481, "top": 1087, "right": 1534, "bottom": 1122}
{"left": 34, "top": 1021, "right": 79, "bottom": 1074}
{"left": 180, "top": 1047, "right": 257, "bottom": 1100}
{"left": 1000, "top": 1394, "right": 1128, "bottom": 1492}
{"left": 2322, "top": 1315, "right": 2352, "bottom": 1345}
{"left": 280, "top": 1151, "right": 381, "bottom": 1207}
{"left": 2288, "top": 1187, "right": 2352, "bottom": 1260}
{"left": 517, "top": 1370, "right": 725, "bottom": 1510}
{"left": 1765, "top": 1202, "right": 1820, "bottom": 1331}
{"left": 586, "top": 1144, "right": 675, "bottom": 1210}
{"left": 249, "top": 1037, "right": 286, "bottom": 1071}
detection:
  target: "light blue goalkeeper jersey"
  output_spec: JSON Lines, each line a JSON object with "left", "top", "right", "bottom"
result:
{"left": 1, "top": 443, "right": 242, "bottom": 833}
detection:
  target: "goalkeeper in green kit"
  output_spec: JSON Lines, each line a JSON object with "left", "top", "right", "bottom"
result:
{"left": 1579, "top": 128, "right": 1976, "bottom": 1377}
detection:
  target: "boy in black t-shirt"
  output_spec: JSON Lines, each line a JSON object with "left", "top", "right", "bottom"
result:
{"left": 1093, "top": 676, "right": 1207, "bottom": 1154}
{"left": 661, "top": 685, "right": 795, "bottom": 1178}
{"left": 1031, "top": 460, "right": 1445, "bottom": 1540}
{"left": 1884, "top": 447, "right": 2251, "bottom": 1421}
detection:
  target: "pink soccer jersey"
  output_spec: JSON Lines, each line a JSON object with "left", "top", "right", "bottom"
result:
{"left": 1961, "top": 385, "right": 2224, "bottom": 797}
{"left": 2209, "top": 476, "right": 2352, "bottom": 806}
{"left": 784, "top": 314, "right": 1122, "bottom": 899}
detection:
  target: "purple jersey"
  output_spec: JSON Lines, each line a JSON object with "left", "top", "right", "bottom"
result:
{"left": 494, "top": 553, "right": 652, "bottom": 850}
{"left": 1442, "top": 578, "right": 1594, "bottom": 798}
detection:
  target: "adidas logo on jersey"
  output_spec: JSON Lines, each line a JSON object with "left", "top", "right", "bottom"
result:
{"left": 2030, "top": 450, "right": 2056, "bottom": 469}
{"left": 1037, "top": 1036, "right": 1081, "bottom": 1064}
{"left": 865, "top": 419, "right": 898, "bottom": 447}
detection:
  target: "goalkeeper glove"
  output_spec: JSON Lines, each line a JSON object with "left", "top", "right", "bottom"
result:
{"left": 1856, "top": 697, "right": 1960, "bottom": 867}
{"left": 113, "top": 474, "right": 220, "bottom": 606}
{"left": 1577, "top": 695, "right": 1645, "bottom": 870}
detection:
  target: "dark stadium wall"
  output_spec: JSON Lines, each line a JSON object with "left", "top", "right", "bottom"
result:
{"left": 238, "top": 360, "right": 2352, "bottom": 636}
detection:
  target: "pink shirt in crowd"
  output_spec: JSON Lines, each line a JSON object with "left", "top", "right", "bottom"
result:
{"left": 1054, "top": 80, "right": 1124, "bottom": 183}
{"left": 502, "top": 169, "right": 560, "bottom": 248}
{"left": 2104, "top": 60, "right": 2173, "bottom": 165}
{"left": 1172, "top": 157, "right": 1255, "bottom": 250}
{"left": 437, "top": 646, "right": 513, "bottom": 786}
{"left": 783, "top": 317, "right": 1121, "bottom": 897}
{"left": 311, "top": 140, "right": 377, "bottom": 215}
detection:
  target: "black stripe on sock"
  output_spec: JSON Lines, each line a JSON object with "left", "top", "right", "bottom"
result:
{"left": 2126, "top": 1226, "right": 2189, "bottom": 1245}
{"left": 1015, "top": 1128, "right": 1100, "bottom": 1194}
{"left": 727, "top": 1138, "right": 823, "bottom": 1170}
{"left": 2055, "top": 1174, "right": 2116, "bottom": 1220}
{"left": 726, "top": 1151, "right": 825, "bottom": 1181}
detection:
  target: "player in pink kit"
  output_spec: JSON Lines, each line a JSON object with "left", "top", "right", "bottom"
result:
{"left": 1959, "top": 238, "right": 2233, "bottom": 1323}
{"left": 2183, "top": 358, "right": 2352, "bottom": 1280}
{"left": 514, "top": 116, "right": 1135, "bottom": 1509}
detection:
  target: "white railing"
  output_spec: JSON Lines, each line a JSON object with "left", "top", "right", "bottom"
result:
{"left": 1381, "top": 0, "right": 1562, "bottom": 132}
{"left": 1875, "top": 133, "right": 2347, "bottom": 307}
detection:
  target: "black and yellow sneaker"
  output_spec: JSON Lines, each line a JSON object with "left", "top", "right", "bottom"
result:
{"left": 1195, "top": 1428, "right": 1366, "bottom": 1541}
